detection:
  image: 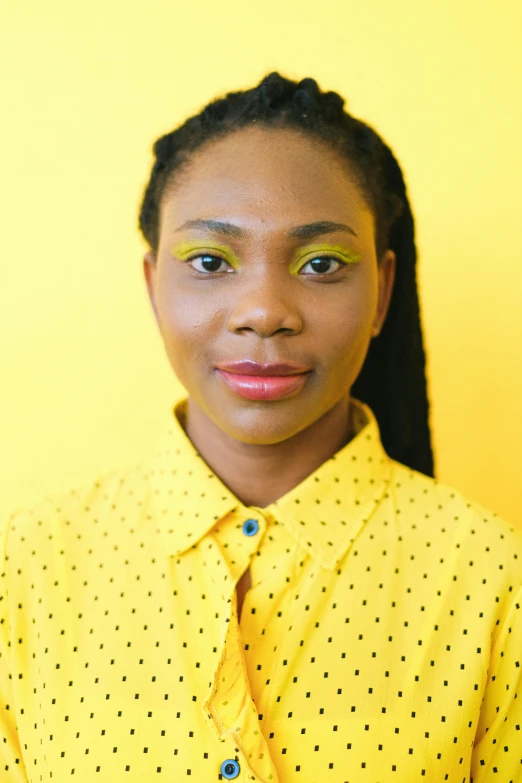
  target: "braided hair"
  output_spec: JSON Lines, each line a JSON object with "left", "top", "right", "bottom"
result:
{"left": 138, "top": 71, "right": 434, "bottom": 477}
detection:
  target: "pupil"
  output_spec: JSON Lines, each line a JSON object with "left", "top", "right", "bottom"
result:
{"left": 311, "top": 258, "right": 330, "bottom": 273}
{"left": 202, "top": 255, "right": 221, "bottom": 271}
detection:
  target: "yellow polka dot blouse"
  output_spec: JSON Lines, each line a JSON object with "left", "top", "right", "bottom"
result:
{"left": 1, "top": 397, "right": 521, "bottom": 782}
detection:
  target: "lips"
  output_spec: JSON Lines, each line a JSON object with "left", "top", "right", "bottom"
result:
{"left": 215, "top": 360, "right": 311, "bottom": 376}
{"left": 216, "top": 368, "right": 310, "bottom": 401}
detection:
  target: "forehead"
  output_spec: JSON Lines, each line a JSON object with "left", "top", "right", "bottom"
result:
{"left": 160, "top": 126, "right": 374, "bottom": 241}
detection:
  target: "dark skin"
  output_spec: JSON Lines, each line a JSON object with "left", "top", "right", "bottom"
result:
{"left": 143, "top": 126, "right": 396, "bottom": 619}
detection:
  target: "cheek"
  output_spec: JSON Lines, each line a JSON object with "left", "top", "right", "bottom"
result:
{"left": 316, "top": 282, "right": 378, "bottom": 392}
{"left": 326, "top": 279, "right": 378, "bottom": 352}
{"left": 155, "top": 275, "right": 222, "bottom": 356}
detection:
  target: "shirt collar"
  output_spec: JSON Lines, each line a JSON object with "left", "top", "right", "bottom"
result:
{"left": 146, "top": 395, "right": 392, "bottom": 570}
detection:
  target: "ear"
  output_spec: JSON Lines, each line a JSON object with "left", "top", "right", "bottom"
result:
{"left": 143, "top": 250, "right": 160, "bottom": 327}
{"left": 371, "top": 249, "right": 396, "bottom": 338}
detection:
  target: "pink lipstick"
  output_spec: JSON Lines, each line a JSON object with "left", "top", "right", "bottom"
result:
{"left": 216, "top": 368, "right": 311, "bottom": 400}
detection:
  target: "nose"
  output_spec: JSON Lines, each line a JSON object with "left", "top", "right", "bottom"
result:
{"left": 226, "top": 272, "right": 303, "bottom": 337}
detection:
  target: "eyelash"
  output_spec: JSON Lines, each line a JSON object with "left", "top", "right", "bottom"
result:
{"left": 184, "top": 253, "right": 348, "bottom": 276}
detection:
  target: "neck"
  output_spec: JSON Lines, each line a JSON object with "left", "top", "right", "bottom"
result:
{"left": 180, "top": 395, "right": 355, "bottom": 509}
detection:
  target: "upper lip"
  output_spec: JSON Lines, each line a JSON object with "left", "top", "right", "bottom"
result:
{"left": 216, "top": 360, "right": 311, "bottom": 376}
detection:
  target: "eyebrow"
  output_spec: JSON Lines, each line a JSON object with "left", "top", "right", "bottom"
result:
{"left": 173, "top": 218, "right": 358, "bottom": 241}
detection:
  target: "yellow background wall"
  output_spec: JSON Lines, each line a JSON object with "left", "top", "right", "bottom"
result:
{"left": 1, "top": 0, "right": 521, "bottom": 527}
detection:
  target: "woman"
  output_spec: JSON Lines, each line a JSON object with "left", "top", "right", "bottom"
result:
{"left": 1, "top": 71, "right": 521, "bottom": 782}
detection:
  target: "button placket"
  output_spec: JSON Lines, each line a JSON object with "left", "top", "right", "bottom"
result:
{"left": 203, "top": 593, "right": 278, "bottom": 781}
{"left": 202, "top": 515, "right": 278, "bottom": 782}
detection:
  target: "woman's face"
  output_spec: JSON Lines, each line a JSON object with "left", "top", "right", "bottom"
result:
{"left": 143, "top": 126, "right": 395, "bottom": 445}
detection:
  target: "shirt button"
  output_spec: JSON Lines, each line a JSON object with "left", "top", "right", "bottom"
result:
{"left": 242, "top": 518, "right": 259, "bottom": 537}
{"left": 220, "top": 758, "right": 240, "bottom": 779}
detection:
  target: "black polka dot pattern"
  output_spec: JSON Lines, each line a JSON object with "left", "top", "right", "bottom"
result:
{"left": 0, "top": 396, "right": 521, "bottom": 782}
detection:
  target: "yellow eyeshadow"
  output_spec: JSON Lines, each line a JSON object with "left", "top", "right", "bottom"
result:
{"left": 289, "top": 243, "right": 361, "bottom": 275}
{"left": 171, "top": 240, "right": 241, "bottom": 269}
{"left": 170, "top": 240, "right": 360, "bottom": 273}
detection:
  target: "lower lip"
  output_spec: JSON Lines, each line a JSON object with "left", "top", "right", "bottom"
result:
{"left": 216, "top": 369, "right": 310, "bottom": 400}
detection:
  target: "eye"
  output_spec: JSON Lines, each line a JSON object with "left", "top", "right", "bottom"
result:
{"left": 300, "top": 256, "right": 345, "bottom": 275}
{"left": 186, "top": 254, "right": 234, "bottom": 274}
{"left": 186, "top": 253, "right": 346, "bottom": 275}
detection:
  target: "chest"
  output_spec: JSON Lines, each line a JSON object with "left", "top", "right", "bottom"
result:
{"left": 8, "top": 524, "right": 497, "bottom": 782}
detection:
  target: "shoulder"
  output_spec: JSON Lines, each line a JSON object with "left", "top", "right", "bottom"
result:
{"left": 0, "top": 459, "right": 152, "bottom": 570}
{"left": 388, "top": 458, "right": 522, "bottom": 587}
